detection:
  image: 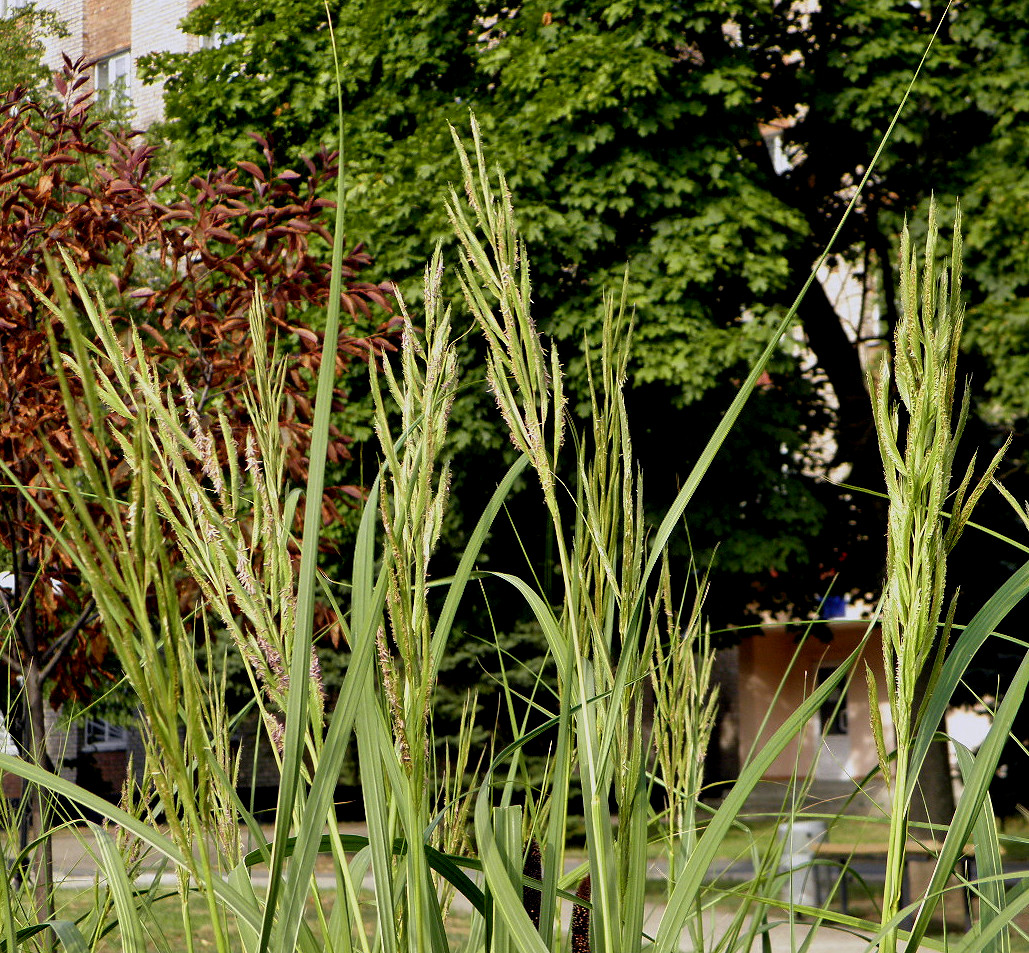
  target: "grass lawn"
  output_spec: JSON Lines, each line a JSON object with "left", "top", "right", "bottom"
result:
{"left": 696, "top": 811, "right": 1029, "bottom": 862}
{"left": 35, "top": 811, "right": 1029, "bottom": 951}
{"left": 49, "top": 873, "right": 1029, "bottom": 953}
{"left": 683, "top": 813, "right": 896, "bottom": 863}
{"left": 55, "top": 889, "right": 233, "bottom": 953}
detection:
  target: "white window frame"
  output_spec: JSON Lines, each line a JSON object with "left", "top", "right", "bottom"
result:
{"left": 96, "top": 50, "right": 131, "bottom": 110}
{"left": 81, "top": 718, "right": 129, "bottom": 753}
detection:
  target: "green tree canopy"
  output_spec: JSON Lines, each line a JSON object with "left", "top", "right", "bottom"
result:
{"left": 143, "top": 0, "right": 1029, "bottom": 623}
{"left": 0, "top": 2, "right": 66, "bottom": 98}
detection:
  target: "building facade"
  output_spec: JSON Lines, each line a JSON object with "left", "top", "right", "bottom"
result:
{"left": 738, "top": 620, "right": 894, "bottom": 798}
{"left": 11, "top": 0, "right": 204, "bottom": 128}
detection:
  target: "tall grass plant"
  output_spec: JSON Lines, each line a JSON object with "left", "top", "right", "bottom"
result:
{"left": 4, "top": 14, "right": 1029, "bottom": 953}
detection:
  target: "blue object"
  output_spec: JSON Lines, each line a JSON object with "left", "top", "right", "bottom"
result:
{"left": 819, "top": 595, "right": 847, "bottom": 619}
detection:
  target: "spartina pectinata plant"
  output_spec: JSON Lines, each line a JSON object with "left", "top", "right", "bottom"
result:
{"left": 0, "top": 132, "right": 932, "bottom": 953}
{"left": 9, "top": 20, "right": 1029, "bottom": 951}
{"left": 864, "top": 201, "right": 1029, "bottom": 953}
{"left": 446, "top": 119, "right": 868, "bottom": 953}
{"left": 650, "top": 560, "right": 719, "bottom": 882}
{"left": 871, "top": 201, "right": 1008, "bottom": 953}
{"left": 448, "top": 117, "right": 661, "bottom": 953}
{"left": 18, "top": 264, "right": 310, "bottom": 951}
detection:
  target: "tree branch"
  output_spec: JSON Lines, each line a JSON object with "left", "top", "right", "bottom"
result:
{"left": 39, "top": 598, "right": 96, "bottom": 683}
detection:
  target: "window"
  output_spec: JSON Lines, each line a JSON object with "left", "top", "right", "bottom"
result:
{"left": 96, "top": 51, "right": 131, "bottom": 110}
{"left": 817, "top": 667, "right": 849, "bottom": 736}
{"left": 81, "top": 719, "right": 129, "bottom": 752}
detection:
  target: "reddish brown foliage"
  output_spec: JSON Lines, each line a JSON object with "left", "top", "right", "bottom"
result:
{"left": 0, "top": 57, "right": 396, "bottom": 706}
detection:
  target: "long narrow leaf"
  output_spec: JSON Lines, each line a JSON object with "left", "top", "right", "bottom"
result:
{"left": 954, "top": 743, "right": 1008, "bottom": 953}
{"left": 430, "top": 455, "right": 530, "bottom": 665}
{"left": 474, "top": 787, "right": 550, "bottom": 953}
{"left": 904, "top": 650, "right": 1029, "bottom": 952}
{"left": 260, "top": 6, "right": 356, "bottom": 949}
{"left": 907, "top": 558, "right": 1029, "bottom": 801}
{"left": 0, "top": 754, "right": 267, "bottom": 937}
{"left": 91, "top": 825, "right": 147, "bottom": 953}
{"left": 49, "top": 920, "right": 91, "bottom": 953}
{"left": 654, "top": 635, "right": 868, "bottom": 953}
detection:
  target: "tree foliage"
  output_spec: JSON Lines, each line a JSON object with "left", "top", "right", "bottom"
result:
{"left": 0, "top": 2, "right": 67, "bottom": 100}
{"left": 0, "top": 61, "right": 395, "bottom": 747}
{"left": 143, "top": 2, "right": 1028, "bottom": 624}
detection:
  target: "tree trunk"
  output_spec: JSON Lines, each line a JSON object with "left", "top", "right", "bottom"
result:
{"left": 12, "top": 508, "right": 55, "bottom": 950}
{"left": 909, "top": 665, "right": 956, "bottom": 836}
{"left": 791, "top": 251, "right": 880, "bottom": 483}
{"left": 23, "top": 660, "right": 55, "bottom": 942}
{"left": 905, "top": 666, "right": 961, "bottom": 931}
{"left": 791, "top": 254, "right": 891, "bottom": 583}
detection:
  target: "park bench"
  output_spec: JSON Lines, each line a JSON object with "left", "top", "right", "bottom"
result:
{"left": 811, "top": 840, "right": 975, "bottom": 929}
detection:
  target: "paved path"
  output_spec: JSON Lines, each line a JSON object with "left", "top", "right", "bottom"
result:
{"left": 641, "top": 907, "right": 886, "bottom": 953}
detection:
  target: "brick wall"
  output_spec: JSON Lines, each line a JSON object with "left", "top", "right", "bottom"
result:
{"left": 1, "top": 771, "right": 22, "bottom": 801}
{"left": 84, "top": 0, "right": 131, "bottom": 60}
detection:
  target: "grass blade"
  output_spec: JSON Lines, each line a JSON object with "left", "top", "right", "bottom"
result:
{"left": 904, "top": 649, "right": 1029, "bottom": 952}
{"left": 430, "top": 455, "right": 530, "bottom": 664}
{"left": 49, "top": 921, "right": 91, "bottom": 953}
{"left": 954, "top": 743, "right": 1008, "bottom": 953}
{"left": 474, "top": 785, "right": 550, "bottom": 953}
{"left": 907, "top": 558, "right": 1029, "bottom": 802}
{"left": 261, "top": 6, "right": 357, "bottom": 949}
{"left": 654, "top": 634, "right": 869, "bottom": 953}
{"left": 91, "top": 824, "right": 159, "bottom": 953}
{"left": 0, "top": 755, "right": 263, "bottom": 935}
{"left": 489, "top": 806, "right": 524, "bottom": 953}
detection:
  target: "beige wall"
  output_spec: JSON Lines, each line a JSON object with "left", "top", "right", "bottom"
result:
{"left": 738, "top": 620, "right": 894, "bottom": 782}
{"left": 130, "top": 0, "right": 193, "bottom": 127}
{"left": 38, "top": 0, "right": 87, "bottom": 67}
